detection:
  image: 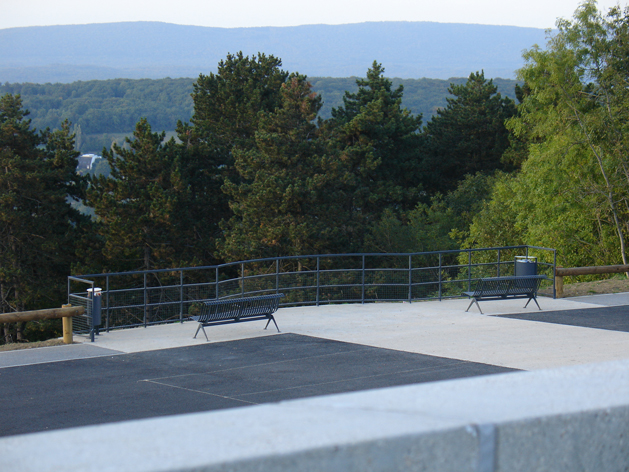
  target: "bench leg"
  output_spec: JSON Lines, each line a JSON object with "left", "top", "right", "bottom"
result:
{"left": 264, "top": 315, "right": 280, "bottom": 333}
{"left": 524, "top": 296, "right": 542, "bottom": 310}
{"left": 465, "top": 298, "right": 483, "bottom": 314}
{"left": 194, "top": 323, "right": 209, "bottom": 341}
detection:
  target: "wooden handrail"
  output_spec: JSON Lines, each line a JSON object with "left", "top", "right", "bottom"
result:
{"left": 0, "top": 306, "right": 84, "bottom": 324}
{"left": 554, "top": 264, "right": 629, "bottom": 298}
{"left": 555, "top": 264, "right": 629, "bottom": 277}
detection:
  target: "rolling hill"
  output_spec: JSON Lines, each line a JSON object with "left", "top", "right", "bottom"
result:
{"left": 0, "top": 21, "right": 547, "bottom": 83}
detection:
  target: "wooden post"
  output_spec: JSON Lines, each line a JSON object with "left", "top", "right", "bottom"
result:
{"left": 62, "top": 304, "right": 73, "bottom": 344}
{"left": 556, "top": 275, "right": 564, "bottom": 298}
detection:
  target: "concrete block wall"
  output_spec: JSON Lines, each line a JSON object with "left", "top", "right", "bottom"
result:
{"left": 2, "top": 359, "right": 629, "bottom": 472}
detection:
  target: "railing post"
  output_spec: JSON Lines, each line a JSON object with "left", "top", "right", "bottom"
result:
{"left": 106, "top": 275, "right": 110, "bottom": 332}
{"left": 408, "top": 254, "right": 412, "bottom": 303}
{"left": 179, "top": 270, "right": 184, "bottom": 322}
{"left": 143, "top": 272, "right": 147, "bottom": 328}
{"left": 316, "top": 256, "right": 320, "bottom": 307}
{"left": 241, "top": 263, "right": 245, "bottom": 297}
{"left": 554, "top": 250, "right": 558, "bottom": 299}
{"left": 276, "top": 259, "right": 279, "bottom": 295}
{"left": 362, "top": 255, "right": 365, "bottom": 304}
{"left": 468, "top": 250, "right": 472, "bottom": 293}
{"left": 215, "top": 267, "right": 219, "bottom": 299}
{"left": 438, "top": 253, "right": 442, "bottom": 301}
{"left": 497, "top": 249, "right": 501, "bottom": 277}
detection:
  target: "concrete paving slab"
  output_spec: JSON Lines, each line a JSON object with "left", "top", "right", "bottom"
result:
{"left": 0, "top": 344, "right": 123, "bottom": 369}
{"left": 68, "top": 297, "right": 629, "bottom": 371}
{"left": 0, "top": 334, "right": 514, "bottom": 437}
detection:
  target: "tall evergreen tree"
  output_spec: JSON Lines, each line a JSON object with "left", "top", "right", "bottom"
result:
{"left": 421, "top": 71, "right": 516, "bottom": 194}
{"left": 220, "top": 76, "right": 337, "bottom": 261}
{"left": 322, "top": 61, "right": 423, "bottom": 250}
{"left": 177, "top": 52, "right": 289, "bottom": 263}
{"left": 88, "top": 118, "right": 188, "bottom": 271}
{"left": 0, "top": 94, "right": 86, "bottom": 342}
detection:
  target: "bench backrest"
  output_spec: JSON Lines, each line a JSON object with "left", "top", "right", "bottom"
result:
{"left": 198, "top": 294, "right": 284, "bottom": 323}
{"left": 471, "top": 276, "right": 545, "bottom": 297}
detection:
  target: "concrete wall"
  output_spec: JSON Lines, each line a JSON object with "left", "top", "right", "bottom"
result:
{"left": 3, "top": 359, "right": 629, "bottom": 472}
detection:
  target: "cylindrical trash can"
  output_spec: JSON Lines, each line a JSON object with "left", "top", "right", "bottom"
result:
{"left": 515, "top": 256, "right": 537, "bottom": 276}
{"left": 87, "top": 288, "right": 102, "bottom": 341}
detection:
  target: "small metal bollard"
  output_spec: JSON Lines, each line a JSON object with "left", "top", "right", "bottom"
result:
{"left": 87, "top": 288, "right": 102, "bottom": 342}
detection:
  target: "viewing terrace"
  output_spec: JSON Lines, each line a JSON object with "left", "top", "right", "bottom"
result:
{"left": 2, "top": 246, "right": 629, "bottom": 471}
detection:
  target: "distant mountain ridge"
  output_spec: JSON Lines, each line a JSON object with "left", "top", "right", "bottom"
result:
{"left": 0, "top": 21, "right": 548, "bottom": 83}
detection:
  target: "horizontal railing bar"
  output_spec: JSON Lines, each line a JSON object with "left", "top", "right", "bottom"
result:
{"left": 73, "top": 245, "right": 540, "bottom": 278}
{"left": 69, "top": 246, "right": 556, "bottom": 332}
{"left": 68, "top": 276, "right": 96, "bottom": 285}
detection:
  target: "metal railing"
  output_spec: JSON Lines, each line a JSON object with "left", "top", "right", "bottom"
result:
{"left": 68, "top": 245, "right": 556, "bottom": 332}
{"left": 67, "top": 276, "right": 94, "bottom": 336}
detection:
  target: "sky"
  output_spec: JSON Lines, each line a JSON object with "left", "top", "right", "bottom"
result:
{"left": 1, "top": 0, "right": 623, "bottom": 30}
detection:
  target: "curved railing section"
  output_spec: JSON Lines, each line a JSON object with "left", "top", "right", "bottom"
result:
{"left": 68, "top": 245, "right": 556, "bottom": 332}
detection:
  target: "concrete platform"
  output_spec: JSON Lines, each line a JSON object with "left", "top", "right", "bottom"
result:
{"left": 66, "top": 295, "right": 629, "bottom": 370}
{"left": 3, "top": 294, "right": 629, "bottom": 471}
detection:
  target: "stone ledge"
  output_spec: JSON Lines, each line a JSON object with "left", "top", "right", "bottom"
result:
{"left": 3, "top": 359, "right": 629, "bottom": 472}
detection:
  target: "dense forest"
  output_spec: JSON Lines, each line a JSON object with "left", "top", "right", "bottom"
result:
{"left": 0, "top": 76, "right": 519, "bottom": 154}
{"left": 1, "top": 1, "right": 627, "bottom": 344}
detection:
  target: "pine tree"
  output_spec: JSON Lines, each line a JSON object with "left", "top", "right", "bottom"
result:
{"left": 88, "top": 118, "right": 188, "bottom": 271}
{"left": 322, "top": 61, "right": 423, "bottom": 250}
{"left": 421, "top": 71, "right": 516, "bottom": 194}
{"left": 177, "top": 52, "right": 289, "bottom": 263}
{"left": 220, "top": 76, "right": 337, "bottom": 261}
{"left": 0, "top": 94, "right": 86, "bottom": 342}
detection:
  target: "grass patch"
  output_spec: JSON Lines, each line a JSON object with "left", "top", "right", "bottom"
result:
{"left": 0, "top": 339, "right": 68, "bottom": 352}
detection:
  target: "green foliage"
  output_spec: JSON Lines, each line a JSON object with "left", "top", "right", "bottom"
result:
{"left": 0, "top": 94, "right": 87, "bottom": 342}
{"left": 421, "top": 71, "right": 517, "bottom": 195}
{"left": 312, "top": 76, "right": 519, "bottom": 122}
{"left": 0, "top": 79, "right": 194, "bottom": 138}
{"left": 469, "top": 1, "right": 629, "bottom": 268}
{"left": 220, "top": 75, "right": 340, "bottom": 261}
{"left": 176, "top": 52, "right": 291, "bottom": 264}
{"left": 87, "top": 119, "right": 190, "bottom": 271}
{"left": 0, "top": 76, "right": 520, "bottom": 155}
{"left": 321, "top": 62, "right": 424, "bottom": 250}
{"left": 365, "top": 173, "right": 498, "bottom": 254}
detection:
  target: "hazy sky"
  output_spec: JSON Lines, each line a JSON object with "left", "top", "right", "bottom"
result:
{"left": 1, "top": 0, "right": 623, "bottom": 30}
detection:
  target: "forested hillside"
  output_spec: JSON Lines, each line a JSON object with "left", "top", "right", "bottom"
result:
{"left": 0, "top": 76, "right": 519, "bottom": 154}
{"left": 0, "top": 21, "right": 547, "bottom": 82}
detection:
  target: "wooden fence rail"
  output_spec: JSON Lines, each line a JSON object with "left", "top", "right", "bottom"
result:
{"left": 0, "top": 305, "right": 85, "bottom": 344}
{"left": 555, "top": 265, "right": 629, "bottom": 298}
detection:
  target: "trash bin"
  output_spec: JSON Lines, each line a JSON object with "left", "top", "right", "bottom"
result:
{"left": 515, "top": 256, "right": 537, "bottom": 276}
{"left": 87, "top": 288, "right": 102, "bottom": 341}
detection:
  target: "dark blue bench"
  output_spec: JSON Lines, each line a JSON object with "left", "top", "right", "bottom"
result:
{"left": 463, "top": 275, "right": 548, "bottom": 314}
{"left": 192, "top": 293, "right": 284, "bottom": 341}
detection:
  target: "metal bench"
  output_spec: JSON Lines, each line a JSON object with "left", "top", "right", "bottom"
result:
{"left": 192, "top": 293, "right": 284, "bottom": 341}
{"left": 462, "top": 275, "right": 547, "bottom": 314}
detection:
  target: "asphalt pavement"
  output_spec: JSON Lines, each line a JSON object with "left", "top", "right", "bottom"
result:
{"left": 0, "top": 333, "right": 514, "bottom": 437}
{"left": 2, "top": 294, "right": 629, "bottom": 438}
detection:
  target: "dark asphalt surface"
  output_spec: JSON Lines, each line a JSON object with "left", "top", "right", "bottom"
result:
{"left": 0, "top": 333, "right": 515, "bottom": 437}
{"left": 498, "top": 304, "right": 629, "bottom": 332}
